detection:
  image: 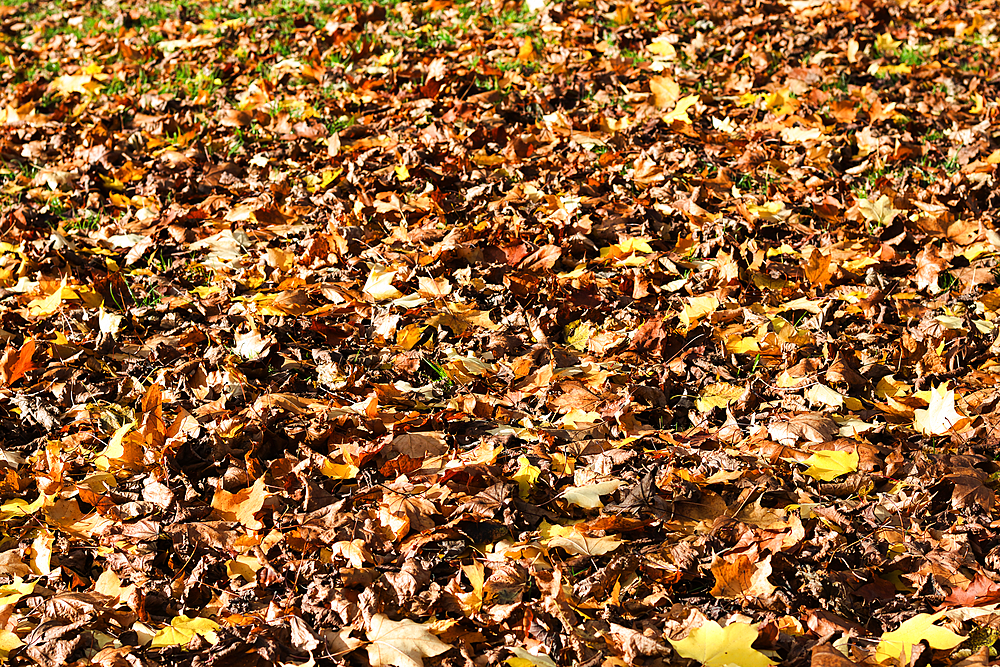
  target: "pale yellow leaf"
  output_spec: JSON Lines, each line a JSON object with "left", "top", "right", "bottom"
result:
{"left": 365, "top": 613, "right": 452, "bottom": 667}
{"left": 561, "top": 480, "right": 623, "bottom": 509}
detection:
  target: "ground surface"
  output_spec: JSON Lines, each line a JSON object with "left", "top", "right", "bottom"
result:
{"left": 2, "top": 0, "right": 1000, "bottom": 665}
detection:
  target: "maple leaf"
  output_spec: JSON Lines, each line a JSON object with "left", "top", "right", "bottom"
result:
{"left": 914, "top": 383, "right": 968, "bottom": 436}
{"left": 710, "top": 554, "right": 777, "bottom": 600}
{"left": 801, "top": 450, "right": 859, "bottom": 481}
{"left": 151, "top": 616, "right": 221, "bottom": 647}
{"left": 211, "top": 477, "right": 269, "bottom": 530}
{"left": 506, "top": 647, "right": 558, "bottom": 667}
{"left": 365, "top": 614, "right": 452, "bottom": 667}
{"left": 561, "top": 480, "right": 623, "bottom": 509}
{"left": 545, "top": 524, "right": 622, "bottom": 557}
{"left": 874, "top": 611, "right": 966, "bottom": 665}
{"left": 0, "top": 338, "right": 36, "bottom": 387}
{"left": 512, "top": 456, "right": 541, "bottom": 498}
{"left": 858, "top": 194, "right": 901, "bottom": 227}
{"left": 669, "top": 620, "right": 775, "bottom": 667}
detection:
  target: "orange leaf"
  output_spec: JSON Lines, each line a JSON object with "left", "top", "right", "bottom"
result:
{"left": 710, "top": 554, "right": 776, "bottom": 600}
{"left": 0, "top": 339, "right": 36, "bottom": 387}
{"left": 212, "top": 477, "right": 269, "bottom": 530}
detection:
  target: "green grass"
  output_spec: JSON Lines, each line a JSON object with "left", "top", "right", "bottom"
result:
{"left": 899, "top": 45, "right": 926, "bottom": 66}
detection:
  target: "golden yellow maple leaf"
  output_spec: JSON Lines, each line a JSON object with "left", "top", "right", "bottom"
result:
{"left": 874, "top": 611, "right": 965, "bottom": 665}
{"left": 669, "top": 620, "right": 775, "bottom": 667}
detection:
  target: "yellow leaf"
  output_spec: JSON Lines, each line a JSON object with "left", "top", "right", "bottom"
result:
{"left": 0, "top": 576, "right": 35, "bottom": 606}
{"left": 517, "top": 37, "right": 537, "bottom": 62}
{"left": 875, "top": 31, "right": 901, "bottom": 54}
{"left": 858, "top": 195, "right": 901, "bottom": 227}
{"left": 647, "top": 38, "right": 676, "bottom": 59}
{"left": 150, "top": 615, "right": 221, "bottom": 647}
{"left": 27, "top": 277, "right": 78, "bottom": 317}
{"left": 0, "top": 629, "right": 22, "bottom": 659}
{"left": 564, "top": 320, "right": 592, "bottom": 351}
{"left": 30, "top": 530, "right": 54, "bottom": 576}
{"left": 874, "top": 611, "right": 965, "bottom": 665}
{"left": 649, "top": 75, "right": 680, "bottom": 110}
{"left": 913, "top": 383, "right": 968, "bottom": 436}
{"left": 0, "top": 493, "right": 47, "bottom": 520}
{"left": 801, "top": 450, "right": 859, "bottom": 481}
{"left": 395, "top": 164, "right": 410, "bottom": 181}
{"left": 696, "top": 382, "right": 743, "bottom": 412}
{"left": 725, "top": 335, "right": 761, "bottom": 355}
{"left": 363, "top": 264, "right": 403, "bottom": 301}
{"left": 680, "top": 295, "right": 719, "bottom": 331}
{"left": 560, "top": 408, "right": 601, "bottom": 429}
{"left": 561, "top": 480, "right": 622, "bottom": 509}
{"left": 805, "top": 384, "right": 844, "bottom": 409}
{"left": 663, "top": 94, "right": 699, "bottom": 124}
{"left": 320, "top": 458, "right": 359, "bottom": 480}
{"left": 226, "top": 555, "right": 263, "bottom": 582}
{"left": 366, "top": 613, "right": 452, "bottom": 667}
{"left": 506, "top": 647, "right": 558, "bottom": 667}
{"left": 546, "top": 526, "right": 621, "bottom": 556}
{"left": 668, "top": 621, "right": 775, "bottom": 667}
{"left": 329, "top": 539, "right": 371, "bottom": 568}
{"left": 512, "top": 456, "right": 541, "bottom": 498}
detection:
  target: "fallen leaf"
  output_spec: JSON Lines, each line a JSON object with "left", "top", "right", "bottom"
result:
{"left": 669, "top": 620, "right": 775, "bottom": 667}
{"left": 801, "top": 450, "right": 859, "bottom": 481}
{"left": 874, "top": 611, "right": 965, "bottom": 665}
{"left": 914, "top": 384, "right": 968, "bottom": 436}
{"left": 365, "top": 613, "right": 452, "bottom": 667}
{"left": 150, "top": 615, "right": 221, "bottom": 647}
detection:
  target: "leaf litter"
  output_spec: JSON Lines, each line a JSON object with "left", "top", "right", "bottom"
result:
{"left": 2, "top": 0, "right": 1000, "bottom": 665}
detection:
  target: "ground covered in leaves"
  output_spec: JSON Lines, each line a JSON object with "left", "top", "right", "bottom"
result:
{"left": 2, "top": 0, "right": 1000, "bottom": 665}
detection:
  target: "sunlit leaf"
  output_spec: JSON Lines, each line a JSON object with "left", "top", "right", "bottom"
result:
{"left": 874, "top": 611, "right": 965, "bottom": 665}
{"left": 669, "top": 621, "right": 775, "bottom": 667}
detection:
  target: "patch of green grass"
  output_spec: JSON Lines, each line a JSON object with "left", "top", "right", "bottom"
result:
{"left": 65, "top": 211, "right": 102, "bottom": 232}
{"left": 899, "top": 45, "right": 926, "bottom": 66}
